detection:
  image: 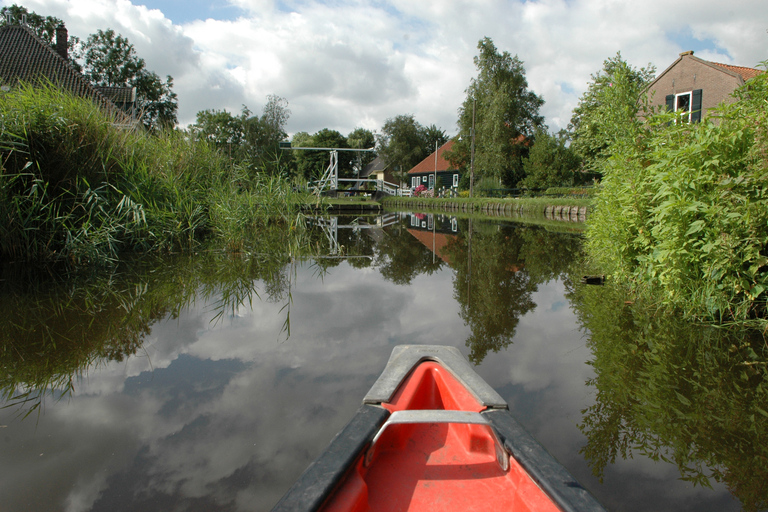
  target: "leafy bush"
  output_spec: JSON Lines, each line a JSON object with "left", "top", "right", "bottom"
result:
{"left": 587, "top": 63, "right": 768, "bottom": 323}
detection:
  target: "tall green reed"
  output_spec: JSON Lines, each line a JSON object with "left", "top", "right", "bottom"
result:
{"left": 1, "top": 83, "right": 303, "bottom": 265}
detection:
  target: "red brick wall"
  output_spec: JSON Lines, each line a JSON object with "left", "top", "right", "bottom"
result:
{"left": 645, "top": 54, "right": 743, "bottom": 120}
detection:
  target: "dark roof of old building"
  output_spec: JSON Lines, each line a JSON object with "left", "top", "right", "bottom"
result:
{"left": 360, "top": 155, "right": 387, "bottom": 178}
{"left": 0, "top": 23, "right": 123, "bottom": 115}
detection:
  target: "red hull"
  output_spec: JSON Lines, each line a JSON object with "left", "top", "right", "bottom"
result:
{"left": 272, "top": 345, "right": 606, "bottom": 512}
{"left": 323, "top": 362, "right": 559, "bottom": 511}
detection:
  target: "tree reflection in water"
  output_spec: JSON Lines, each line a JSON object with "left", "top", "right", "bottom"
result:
{"left": 570, "top": 283, "right": 768, "bottom": 512}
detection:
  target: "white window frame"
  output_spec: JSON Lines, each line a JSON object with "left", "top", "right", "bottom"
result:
{"left": 675, "top": 92, "right": 692, "bottom": 123}
{"left": 411, "top": 177, "right": 418, "bottom": 188}
{"left": 428, "top": 174, "right": 435, "bottom": 189}
{"left": 452, "top": 174, "right": 459, "bottom": 188}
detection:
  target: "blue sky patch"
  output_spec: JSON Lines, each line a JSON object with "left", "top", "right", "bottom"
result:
{"left": 668, "top": 30, "right": 731, "bottom": 61}
{"left": 142, "top": 0, "right": 245, "bottom": 24}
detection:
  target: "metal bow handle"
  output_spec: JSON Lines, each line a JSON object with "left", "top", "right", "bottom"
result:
{"left": 365, "top": 410, "right": 509, "bottom": 472}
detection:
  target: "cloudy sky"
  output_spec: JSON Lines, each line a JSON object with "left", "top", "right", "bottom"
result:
{"left": 6, "top": 0, "right": 768, "bottom": 137}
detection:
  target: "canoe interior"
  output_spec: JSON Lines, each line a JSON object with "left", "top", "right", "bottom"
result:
{"left": 321, "top": 362, "right": 561, "bottom": 511}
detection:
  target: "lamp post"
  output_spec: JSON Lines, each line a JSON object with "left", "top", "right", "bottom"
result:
{"left": 470, "top": 98, "right": 476, "bottom": 198}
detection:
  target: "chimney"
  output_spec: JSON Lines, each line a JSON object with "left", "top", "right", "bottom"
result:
{"left": 56, "top": 23, "right": 68, "bottom": 60}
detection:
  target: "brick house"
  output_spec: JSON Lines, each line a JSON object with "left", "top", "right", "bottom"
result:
{"left": 644, "top": 50, "right": 762, "bottom": 122}
{"left": 0, "top": 21, "right": 134, "bottom": 120}
{"left": 407, "top": 140, "right": 460, "bottom": 193}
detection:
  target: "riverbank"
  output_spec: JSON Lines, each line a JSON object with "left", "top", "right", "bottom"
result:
{"left": 308, "top": 195, "right": 591, "bottom": 220}
{"left": 383, "top": 196, "right": 590, "bottom": 220}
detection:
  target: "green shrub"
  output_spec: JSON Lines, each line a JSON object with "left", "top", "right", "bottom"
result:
{"left": 587, "top": 63, "right": 768, "bottom": 324}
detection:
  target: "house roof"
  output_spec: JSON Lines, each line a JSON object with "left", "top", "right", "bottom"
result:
{"left": 648, "top": 50, "right": 763, "bottom": 90}
{"left": 0, "top": 23, "right": 122, "bottom": 115}
{"left": 406, "top": 228, "right": 456, "bottom": 265}
{"left": 710, "top": 62, "right": 763, "bottom": 82}
{"left": 407, "top": 139, "right": 457, "bottom": 175}
{"left": 360, "top": 155, "right": 386, "bottom": 178}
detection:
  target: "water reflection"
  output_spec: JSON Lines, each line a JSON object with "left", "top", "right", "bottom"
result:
{"left": 0, "top": 213, "right": 757, "bottom": 511}
{"left": 570, "top": 283, "right": 768, "bottom": 512}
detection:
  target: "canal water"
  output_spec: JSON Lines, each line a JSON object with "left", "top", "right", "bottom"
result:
{"left": 0, "top": 213, "right": 759, "bottom": 511}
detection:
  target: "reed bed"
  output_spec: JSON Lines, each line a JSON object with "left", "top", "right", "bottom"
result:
{"left": 0, "top": 83, "right": 307, "bottom": 265}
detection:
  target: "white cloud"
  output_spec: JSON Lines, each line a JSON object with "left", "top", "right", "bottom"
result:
{"left": 5, "top": 0, "right": 767, "bottom": 135}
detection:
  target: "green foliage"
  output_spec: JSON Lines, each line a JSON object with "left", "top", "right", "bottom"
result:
{"left": 80, "top": 28, "right": 178, "bottom": 130}
{"left": 188, "top": 96, "right": 291, "bottom": 177}
{"left": 446, "top": 221, "right": 583, "bottom": 363}
{"left": 571, "top": 282, "right": 768, "bottom": 510}
{"left": 347, "top": 127, "right": 376, "bottom": 177}
{"left": 569, "top": 52, "right": 655, "bottom": 173}
{"left": 451, "top": 37, "right": 544, "bottom": 188}
{"left": 0, "top": 83, "right": 302, "bottom": 265}
{"left": 521, "top": 128, "right": 582, "bottom": 189}
{"left": 587, "top": 62, "right": 768, "bottom": 325}
{"left": 291, "top": 128, "right": 354, "bottom": 181}
{"left": 376, "top": 115, "right": 448, "bottom": 183}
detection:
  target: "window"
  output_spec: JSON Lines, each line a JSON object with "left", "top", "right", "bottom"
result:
{"left": 452, "top": 174, "right": 459, "bottom": 188}
{"left": 422, "top": 176, "right": 427, "bottom": 182}
{"left": 428, "top": 174, "right": 435, "bottom": 189}
{"left": 665, "top": 89, "right": 702, "bottom": 123}
{"left": 411, "top": 177, "right": 418, "bottom": 188}
{"left": 451, "top": 218, "right": 457, "bottom": 232}
{"left": 676, "top": 92, "right": 691, "bottom": 122}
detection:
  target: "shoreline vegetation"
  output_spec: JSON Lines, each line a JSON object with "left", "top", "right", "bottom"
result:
{"left": 587, "top": 62, "right": 768, "bottom": 330}
{"left": 0, "top": 83, "right": 310, "bottom": 266}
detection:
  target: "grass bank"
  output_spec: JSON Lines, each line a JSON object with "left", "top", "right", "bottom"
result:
{"left": 0, "top": 83, "right": 307, "bottom": 265}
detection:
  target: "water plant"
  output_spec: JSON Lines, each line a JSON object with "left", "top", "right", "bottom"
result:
{"left": 0, "top": 82, "right": 307, "bottom": 265}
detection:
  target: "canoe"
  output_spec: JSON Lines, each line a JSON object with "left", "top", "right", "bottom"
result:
{"left": 272, "top": 345, "right": 606, "bottom": 512}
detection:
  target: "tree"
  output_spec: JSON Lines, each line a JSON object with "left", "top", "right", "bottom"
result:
{"left": 81, "top": 29, "right": 178, "bottom": 130}
{"left": 292, "top": 129, "right": 352, "bottom": 181}
{"left": 189, "top": 107, "right": 248, "bottom": 159}
{"left": 347, "top": 127, "right": 376, "bottom": 178}
{"left": 569, "top": 52, "right": 655, "bottom": 172}
{"left": 422, "top": 124, "right": 449, "bottom": 154}
{"left": 243, "top": 95, "right": 291, "bottom": 176}
{"left": 450, "top": 37, "right": 544, "bottom": 188}
{"left": 377, "top": 114, "right": 428, "bottom": 183}
{"left": 189, "top": 96, "right": 291, "bottom": 176}
{"left": 520, "top": 128, "right": 583, "bottom": 189}
{"left": 0, "top": 4, "right": 81, "bottom": 69}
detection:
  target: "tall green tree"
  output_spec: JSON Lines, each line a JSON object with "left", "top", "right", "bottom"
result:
{"left": 569, "top": 52, "right": 655, "bottom": 172}
{"left": 347, "top": 127, "right": 376, "bottom": 178}
{"left": 81, "top": 29, "right": 178, "bottom": 131}
{"left": 377, "top": 114, "right": 428, "bottom": 183}
{"left": 520, "top": 128, "right": 583, "bottom": 189}
{"left": 422, "top": 124, "right": 449, "bottom": 154}
{"left": 189, "top": 96, "right": 290, "bottom": 176}
{"left": 293, "top": 129, "right": 353, "bottom": 181}
{"left": 451, "top": 37, "right": 544, "bottom": 188}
